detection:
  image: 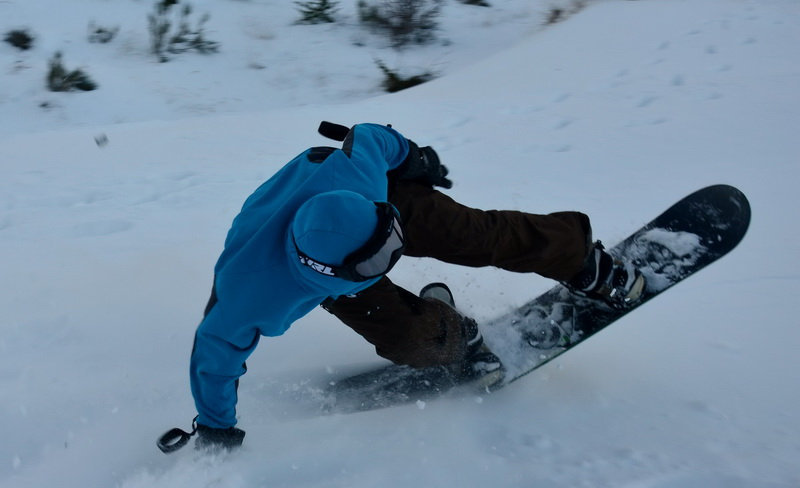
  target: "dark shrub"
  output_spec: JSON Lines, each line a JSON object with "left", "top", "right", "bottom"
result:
{"left": 358, "top": 0, "right": 443, "bottom": 48}
{"left": 4, "top": 29, "right": 35, "bottom": 50}
{"left": 46, "top": 52, "right": 98, "bottom": 92}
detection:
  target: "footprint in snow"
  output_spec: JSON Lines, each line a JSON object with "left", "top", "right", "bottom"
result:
{"left": 553, "top": 93, "right": 571, "bottom": 103}
{"left": 71, "top": 220, "right": 133, "bottom": 238}
{"left": 553, "top": 119, "right": 573, "bottom": 130}
{"left": 637, "top": 96, "right": 658, "bottom": 108}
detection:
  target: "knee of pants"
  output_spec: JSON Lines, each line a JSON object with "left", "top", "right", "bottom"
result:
{"left": 375, "top": 303, "right": 467, "bottom": 369}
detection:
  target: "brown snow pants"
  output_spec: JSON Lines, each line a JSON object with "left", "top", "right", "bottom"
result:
{"left": 324, "top": 181, "right": 592, "bottom": 368}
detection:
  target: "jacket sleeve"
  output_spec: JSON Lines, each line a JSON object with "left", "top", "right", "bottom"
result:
{"left": 190, "top": 306, "right": 260, "bottom": 429}
{"left": 343, "top": 123, "right": 409, "bottom": 174}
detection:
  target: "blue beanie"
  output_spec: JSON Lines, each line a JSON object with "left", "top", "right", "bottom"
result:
{"left": 292, "top": 191, "right": 380, "bottom": 266}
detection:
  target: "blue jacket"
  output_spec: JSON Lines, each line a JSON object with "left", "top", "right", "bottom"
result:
{"left": 190, "top": 124, "right": 410, "bottom": 428}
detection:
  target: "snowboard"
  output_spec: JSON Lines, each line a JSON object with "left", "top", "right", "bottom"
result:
{"left": 320, "top": 184, "right": 751, "bottom": 414}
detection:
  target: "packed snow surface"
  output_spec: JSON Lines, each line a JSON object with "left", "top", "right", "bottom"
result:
{"left": 1, "top": 0, "right": 799, "bottom": 487}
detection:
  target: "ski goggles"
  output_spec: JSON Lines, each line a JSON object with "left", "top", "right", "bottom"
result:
{"left": 295, "top": 202, "right": 406, "bottom": 282}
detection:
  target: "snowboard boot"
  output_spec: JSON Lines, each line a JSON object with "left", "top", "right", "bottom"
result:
{"left": 420, "top": 283, "right": 505, "bottom": 388}
{"left": 565, "top": 241, "right": 646, "bottom": 309}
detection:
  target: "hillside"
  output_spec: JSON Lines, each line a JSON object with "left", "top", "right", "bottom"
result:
{"left": 1, "top": 1, "right": 799, "bottom": 487}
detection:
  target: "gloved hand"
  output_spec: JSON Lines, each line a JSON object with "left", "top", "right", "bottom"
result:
{"left": 317, "top": 121, "right": 452, "bottom": 188}
{"left": 195, "top": 424, "right": 246, "bottom": 451}
{"left": 397, "top": 140, "right": 452, "bottom": 189}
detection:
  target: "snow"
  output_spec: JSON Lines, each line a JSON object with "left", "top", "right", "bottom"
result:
{"left": 1, "top": 0, "right": 799, "bottom": 487}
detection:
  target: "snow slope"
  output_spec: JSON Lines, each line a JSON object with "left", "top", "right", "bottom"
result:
{"left": 1, "top": 0, "right": 799, "bottom": 487}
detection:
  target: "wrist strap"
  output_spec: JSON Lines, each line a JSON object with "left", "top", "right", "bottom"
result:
{"left": 157, "top": 416, "right": 198, "bottom": 454}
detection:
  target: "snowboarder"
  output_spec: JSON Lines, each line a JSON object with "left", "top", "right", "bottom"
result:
{"left": 182, "top": 122, "right": 644, "bottom": 451}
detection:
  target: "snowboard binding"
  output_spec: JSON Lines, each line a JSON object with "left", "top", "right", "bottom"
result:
{"left": 565, "top": 241, "right": 646, "bottom": 309}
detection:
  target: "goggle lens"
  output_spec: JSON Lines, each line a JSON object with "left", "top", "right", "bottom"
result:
{"left": 353, "top": 217, "right": 404, "bottom": 279}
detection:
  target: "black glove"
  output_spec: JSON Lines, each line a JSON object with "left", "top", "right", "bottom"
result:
{"left": 195, "top": 424, "right": 246, "bottom": 451}
{"left": 397, "top": 140, "right": 452, "bottom": 189}
{"left": 318, "top": 121, "right": 452, "bottom": 188}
